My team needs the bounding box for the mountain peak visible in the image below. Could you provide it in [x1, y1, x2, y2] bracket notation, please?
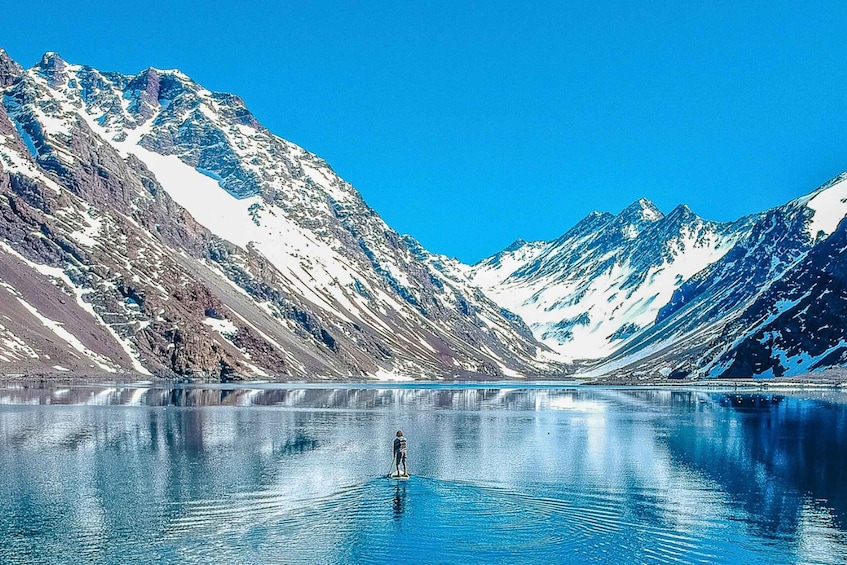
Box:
[666, 203, 695, 220]
[36, 52, 68, 87]
[38, 51, 66, 68]
[619, 198, 663, 222]
[128, 67, 162, 91]
[503, 238, 529, 252]
[125, 68, 163, 121]
[795, 171, 847, 240]
[553, 210, 614, 243]
[0, 48, 23, 87]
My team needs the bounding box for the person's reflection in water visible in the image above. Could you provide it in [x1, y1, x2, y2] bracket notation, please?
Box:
[392, 483, 406, 520]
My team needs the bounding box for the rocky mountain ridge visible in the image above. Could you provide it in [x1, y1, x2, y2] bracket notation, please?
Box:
[468, 172, 847, 379]
[466, 197, 751, 359]
[0, 49, 554, 380]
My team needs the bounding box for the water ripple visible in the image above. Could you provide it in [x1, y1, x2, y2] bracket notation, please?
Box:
[3, 388, 846, 564]
[155, 476, 730, 563]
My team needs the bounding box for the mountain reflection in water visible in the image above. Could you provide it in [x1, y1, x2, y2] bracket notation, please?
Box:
[0, 384, 845, 564]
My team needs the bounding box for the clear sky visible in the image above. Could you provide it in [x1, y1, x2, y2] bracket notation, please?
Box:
[4, 1, 847, 263]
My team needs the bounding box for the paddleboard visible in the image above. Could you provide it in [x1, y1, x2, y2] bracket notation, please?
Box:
[388, 472, 410, 481]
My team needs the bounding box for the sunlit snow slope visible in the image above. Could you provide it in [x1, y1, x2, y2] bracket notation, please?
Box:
[468, 199, 749, 360]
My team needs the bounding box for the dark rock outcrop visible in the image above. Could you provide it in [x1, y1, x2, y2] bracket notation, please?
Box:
[0, 49, 23, 87]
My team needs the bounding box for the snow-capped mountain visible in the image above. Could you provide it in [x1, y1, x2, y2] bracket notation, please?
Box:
[616, 175, 847, 379]
[468, 175, 847, 378]
[0, 50, 554, 380]
[467, 198, 751, 361]
[3, 48, 845, 382]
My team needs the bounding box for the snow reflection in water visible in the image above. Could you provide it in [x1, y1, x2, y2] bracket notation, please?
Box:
[0, 385, 845, 564]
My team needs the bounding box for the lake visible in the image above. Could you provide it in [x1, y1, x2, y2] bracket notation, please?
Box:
[1, 383, 845, 564]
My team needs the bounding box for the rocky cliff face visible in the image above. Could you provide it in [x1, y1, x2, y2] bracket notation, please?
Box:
[0, 50, 555, 380]
[712, 215, 847, 377]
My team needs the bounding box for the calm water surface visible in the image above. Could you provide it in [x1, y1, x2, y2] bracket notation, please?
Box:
[1, 384, 846, 564]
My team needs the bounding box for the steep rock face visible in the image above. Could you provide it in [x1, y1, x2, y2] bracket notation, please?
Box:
[713, 216, 847, 377]
[0, 51, 555, 380]
[0, 49, 23, 88]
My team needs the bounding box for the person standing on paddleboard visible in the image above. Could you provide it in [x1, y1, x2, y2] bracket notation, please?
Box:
[393, 430, 407, 476]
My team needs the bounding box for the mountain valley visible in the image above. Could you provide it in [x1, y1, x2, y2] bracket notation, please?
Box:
[2, 49, 846, 382]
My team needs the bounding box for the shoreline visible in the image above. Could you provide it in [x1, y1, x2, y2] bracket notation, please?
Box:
[2, 369, 846, 391]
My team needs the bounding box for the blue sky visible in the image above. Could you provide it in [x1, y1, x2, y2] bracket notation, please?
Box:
[4, 1, 847, 263]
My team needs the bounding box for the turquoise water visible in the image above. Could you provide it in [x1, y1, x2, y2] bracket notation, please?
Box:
[0, 385, 845, 564]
